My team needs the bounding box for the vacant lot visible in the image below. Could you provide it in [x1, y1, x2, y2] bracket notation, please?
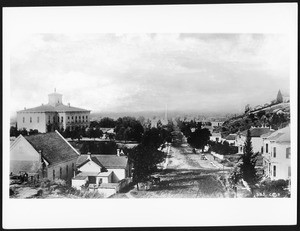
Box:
[130, 169, 228, 198]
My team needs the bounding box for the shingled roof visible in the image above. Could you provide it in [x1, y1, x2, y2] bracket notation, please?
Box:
[18, 103, 89, 113]
[25, 131, 79, 165]
[240, 127, 271, 137]
[76, 154, 128, 169]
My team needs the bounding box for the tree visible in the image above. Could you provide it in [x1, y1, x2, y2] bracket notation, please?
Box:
[87, 127, 103, 140]
[10, 126, 19, 137]
[128, 144, 166, 190]
[156, 119, 163, 129]
[98, 117, 116, 128]
[28, 129, 39, 136]
[141, 127, 164, 149]
[276, 90, 283, 104]
[115, 117, 144, 142]
[143, 118, 152, 130]
[19, 128, 28, 136]
[63, 127, 71, 138]
[187, 128, 211, 152]
[244, 104, 251, 113]
[238, 129, 260, 196]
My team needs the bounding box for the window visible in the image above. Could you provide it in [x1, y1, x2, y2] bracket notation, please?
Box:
[60, 167, 62, 178]
[75, 116, 77, 122]
[261, 146, 263, 153]
[66, 165, 68, 176]
[48, 115, 51, 123]
[266, 144, 268, 153]
[88, 176, 96, 184]
[23, 117, 25, 123]
[286, 147, 291, 159]
[37, 117, 39, 123]
[61, 116, 63, 122]
[53, 169, 55, 180]
[30, 117, 32, 123]
[72, 116, 74, 121]
[58, 117, 59, 123]
[273, 165, 276, 177]
[273, 147, 276, 158]
[68, 116, 70, 121]
[79, 116, 81, 122]
[86, 115, 88, 121]
[288, 166, 291, 177]
[72, 163, 75, 175]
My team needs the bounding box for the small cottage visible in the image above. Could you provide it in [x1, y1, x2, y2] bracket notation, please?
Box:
[72, 153, 131, 195]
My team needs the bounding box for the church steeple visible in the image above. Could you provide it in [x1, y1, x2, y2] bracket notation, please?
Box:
[276, 89, 283, 103]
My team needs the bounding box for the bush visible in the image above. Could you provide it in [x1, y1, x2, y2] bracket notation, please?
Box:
[36, 189, 43, 197]
[9, 188, 15, 196]
[52, 179, 67, 186]
[258, 179, 290, 197]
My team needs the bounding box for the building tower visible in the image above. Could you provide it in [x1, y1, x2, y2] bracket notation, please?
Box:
[48, 89, 63, 107]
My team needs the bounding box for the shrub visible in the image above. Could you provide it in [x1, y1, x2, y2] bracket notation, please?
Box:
[258, 179, 290, 197]
[36, 189, 43, 197]
[53, 179, 66, 186]
[9, 188, 15, 196]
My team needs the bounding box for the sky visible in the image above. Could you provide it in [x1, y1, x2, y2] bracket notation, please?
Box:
[10, 33, 290, 117]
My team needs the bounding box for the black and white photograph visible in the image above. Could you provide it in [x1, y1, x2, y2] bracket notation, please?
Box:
[2, 3, 298, 229]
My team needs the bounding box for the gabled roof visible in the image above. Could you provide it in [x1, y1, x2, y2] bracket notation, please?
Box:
[17, 103, 90, 113]
[266, 126, 290, 143]
[261, 131, 274, 138]
[225, 134, 237, 140]
[240, 127, 271, 137]
[76, 154, 128, 169]
[24, 131, 79, 165]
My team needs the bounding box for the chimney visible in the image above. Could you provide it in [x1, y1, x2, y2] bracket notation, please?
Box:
[87, 152, 92, 160]
[117, 149, 120, 156]
[39, 150, 42, 162]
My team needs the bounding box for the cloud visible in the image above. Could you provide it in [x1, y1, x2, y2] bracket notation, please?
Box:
[10, 33, 290, 116]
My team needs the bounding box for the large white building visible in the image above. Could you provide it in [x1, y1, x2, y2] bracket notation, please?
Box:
[262, 126, 290, 180]
[17, 91, 90, 133]
[236, 127, 272, 154]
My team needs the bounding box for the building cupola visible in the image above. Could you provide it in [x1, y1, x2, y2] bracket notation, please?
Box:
[48, 88, 63, 107]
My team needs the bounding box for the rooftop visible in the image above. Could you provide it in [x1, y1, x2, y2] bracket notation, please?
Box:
[266, 126, 290, 143]
[225, 134, 237, 140]
[240, 127, 272, 137]
[76, 154, 128, 169]
[17, 103, 90, 113]
[24, 131, 79, 165]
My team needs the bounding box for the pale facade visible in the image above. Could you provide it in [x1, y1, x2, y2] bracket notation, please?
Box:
[73, 154, 130, 189]
[262, 126, 291, 180]
[210, 132, 223, 142]
[17, 91, 90, 133]
[236, 127, 273, 154]
[10, 131, 79, 182]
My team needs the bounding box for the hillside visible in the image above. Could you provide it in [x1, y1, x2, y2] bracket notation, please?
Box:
[215, 102, 290, 137]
